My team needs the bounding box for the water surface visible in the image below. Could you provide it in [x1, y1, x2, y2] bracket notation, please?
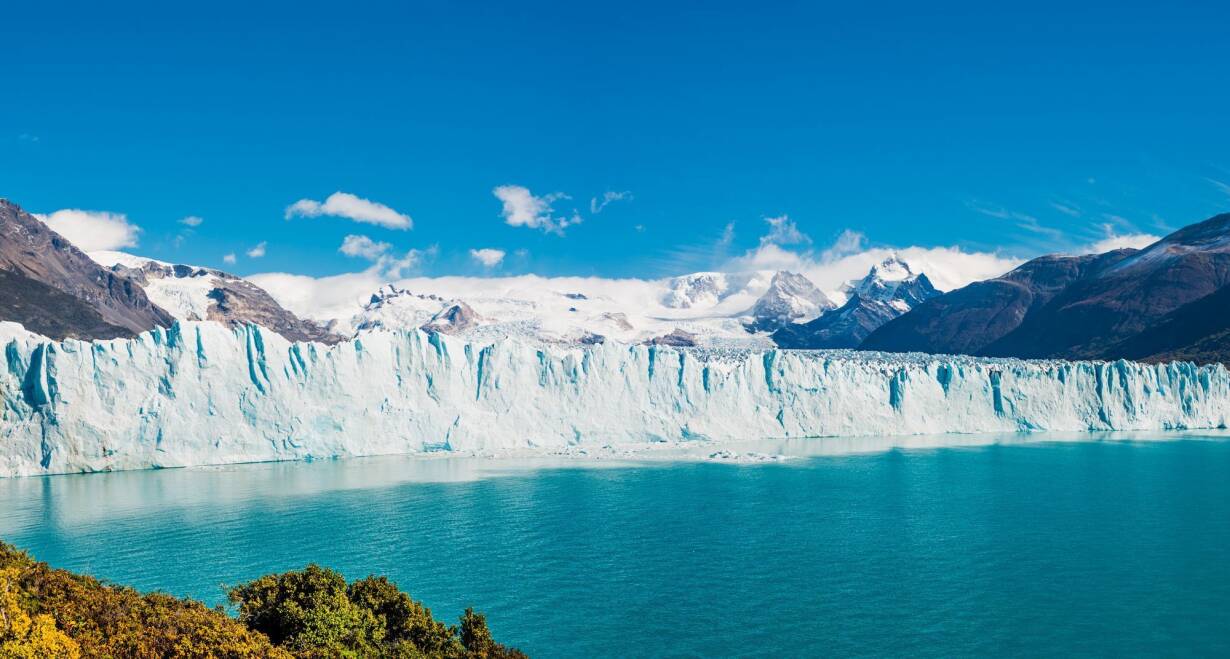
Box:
[2, 436, 1228, 657]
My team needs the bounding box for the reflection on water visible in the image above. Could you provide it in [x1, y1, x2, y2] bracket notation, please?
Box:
[4, 429, 1229, 534]
[2, 431, 1229, 657]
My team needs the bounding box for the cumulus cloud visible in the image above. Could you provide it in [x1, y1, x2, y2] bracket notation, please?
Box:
[179, 215, 204, 227]
[337, 235, 434, 278]
[760, 215, 810, 247]
[590, 190, 632, 214]
[493, 185, 581, 235]
[339, 234, 392, 260]
[379, 250, 426, 279]
[35, 209, 141, 251]
[223, 253, 237, 264]
[469, 248, 506, 268]
[286, 191, 412, 230]
[246, 241, 267, 258]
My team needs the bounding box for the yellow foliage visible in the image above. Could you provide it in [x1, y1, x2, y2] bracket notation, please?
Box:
[0, 566, 80, 658]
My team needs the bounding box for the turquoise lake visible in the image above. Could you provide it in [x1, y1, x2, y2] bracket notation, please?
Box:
[1, 437, 1228, 657]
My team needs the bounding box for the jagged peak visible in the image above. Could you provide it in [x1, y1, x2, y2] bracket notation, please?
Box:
[866, 255, 914, 282]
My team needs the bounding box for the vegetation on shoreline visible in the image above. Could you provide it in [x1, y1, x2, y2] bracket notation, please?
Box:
[0, 541, 524, 658]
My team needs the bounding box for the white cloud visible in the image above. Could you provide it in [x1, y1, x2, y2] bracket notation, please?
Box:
[35, 209, 141, 251]
[590, 190, 632, 213]
[493, 185, 581, 235]
[286, 191, 412, 230]
[246, 241, 267, 258]
[223, 253, 237, 264]
[1083, 224, 1160, 254]
[339, 234, 392, 260]
[247, 270, 387, 324]
[380, 248, 431, 279]
[179, 215, 204, 227]
[726, 228, 1022, 296]
[469, 248, 506, 268]
[819, 229, 867, 261]
[760, 215, 810, 247]
[248, 247, 437, 321]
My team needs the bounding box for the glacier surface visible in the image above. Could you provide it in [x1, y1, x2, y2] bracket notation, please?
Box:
[2, 321, 1229, 477]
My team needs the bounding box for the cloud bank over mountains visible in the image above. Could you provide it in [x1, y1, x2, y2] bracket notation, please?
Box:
[248, 220, 1023, 328]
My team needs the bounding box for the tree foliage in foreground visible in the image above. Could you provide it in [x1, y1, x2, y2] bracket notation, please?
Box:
[0, 541, 524, 658]
[228, 564, 525, 658]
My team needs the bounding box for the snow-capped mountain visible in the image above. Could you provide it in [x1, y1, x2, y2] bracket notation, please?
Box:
[662, 272, 742, 309]
[298, 270, 805, 348]
[772, 257, 939, 349]
[91, 251, 343, 344]
[353, 285, 456, 332]
[838, 256, 935, 309]
[743, 271, 836, 333]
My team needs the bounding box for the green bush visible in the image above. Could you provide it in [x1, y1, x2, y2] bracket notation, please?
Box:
[0, 541, 524, 658]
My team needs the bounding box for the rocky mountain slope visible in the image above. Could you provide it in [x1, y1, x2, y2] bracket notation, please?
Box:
[89, 253, 344, 344]
[0, 200, 174, 340]
[773, 257, 939, 348]
[862, 213, 1230, 363]
[742, 271, 835, 333]
[95, 253, 343, 344]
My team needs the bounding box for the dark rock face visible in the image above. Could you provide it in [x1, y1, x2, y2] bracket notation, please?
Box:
[0, 199, 174, 340]
[743, 271, 835, 333]
[206, 279, 342, 344]
[647, 328, 698, 347]
[861, 251, 1133, 355]
[862, 213, 1230, 364]
[421, 302, 482, 334]
[773, 259, 939, 349]
[1111, 284, 1230, 364]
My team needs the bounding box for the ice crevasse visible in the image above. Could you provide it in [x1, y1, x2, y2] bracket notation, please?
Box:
[1, 321, 1228, 476]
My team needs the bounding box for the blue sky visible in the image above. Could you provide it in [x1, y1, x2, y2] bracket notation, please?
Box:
[3, 0, 1230, 279]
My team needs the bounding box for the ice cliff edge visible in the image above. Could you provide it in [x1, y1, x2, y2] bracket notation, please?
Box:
[2, 321, 1228, 476]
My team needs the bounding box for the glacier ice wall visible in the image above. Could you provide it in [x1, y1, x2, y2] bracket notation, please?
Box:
[2, 322, 1229, 476]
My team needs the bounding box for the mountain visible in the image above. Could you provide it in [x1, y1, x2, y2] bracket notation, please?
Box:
[742, 271, 835, 333]
[661, 272, 735, 309]
[0, 200, 174, 340]
[1112, 282, 1230, 364]
[322, 271, 784, 348]
[862, 213, 1230, 363]
[772, 257, 939, 349]
[98, 254, 343, 344]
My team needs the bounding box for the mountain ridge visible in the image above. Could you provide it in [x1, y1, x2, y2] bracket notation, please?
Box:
[0, 200, 174, 340]
[862, 212, 1230, 364]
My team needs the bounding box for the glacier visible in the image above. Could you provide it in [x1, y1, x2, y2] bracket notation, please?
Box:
[1, 321, 1229, 477]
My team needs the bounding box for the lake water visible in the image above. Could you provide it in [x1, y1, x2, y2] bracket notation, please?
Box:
[1, 436, 1228, 657]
